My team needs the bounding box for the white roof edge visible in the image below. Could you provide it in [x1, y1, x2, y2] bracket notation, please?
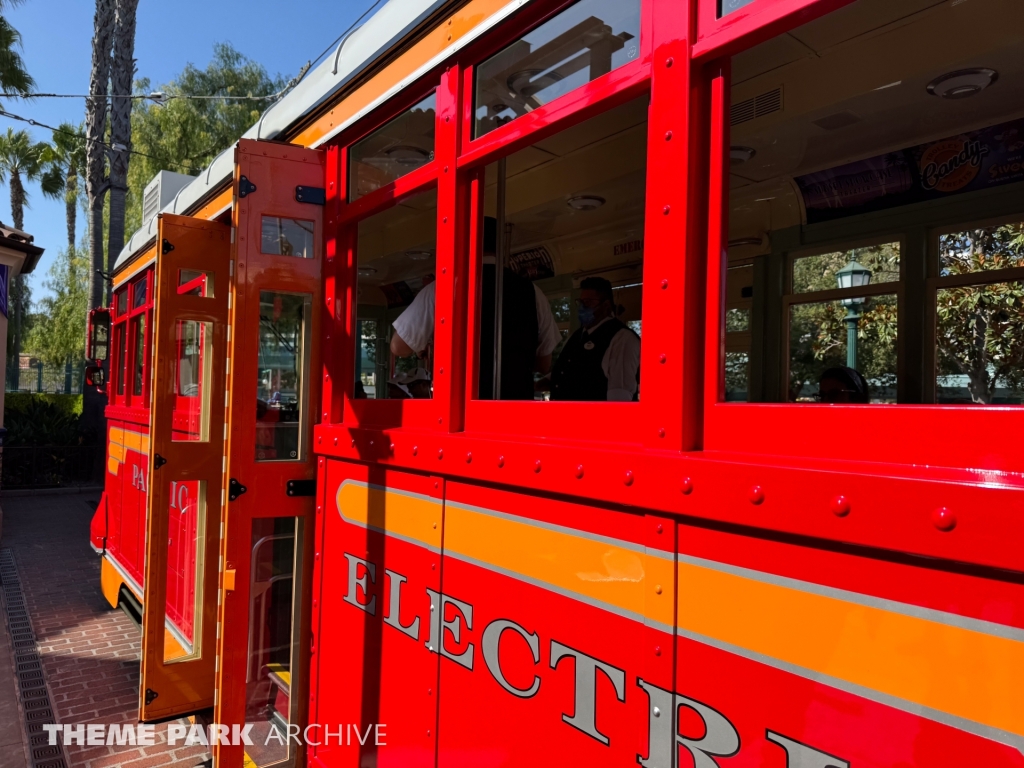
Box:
[115, 0, 499, 272]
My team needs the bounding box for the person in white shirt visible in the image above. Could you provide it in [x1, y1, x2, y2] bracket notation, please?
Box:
[390, 217, 561, 400]
[549, 277, 640, 401]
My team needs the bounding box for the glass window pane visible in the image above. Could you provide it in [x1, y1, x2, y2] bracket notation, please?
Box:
[725, 351, 750, 401]
[132, 276, 148, 309]
[116, 288, 128, 316]
[478, 95, 647, 402]
[246, 517, 301, 768]
[789, 294, 897, 403]
[173, 321, 210, 442]
[719, 0, 758, 18]
[939, 222, 1024, 275]
[261, 217, 315, 259]
[178, 269, 215, 297]
[356, 188, 438, 399]
[116, 324, 126, 396]
[93, 323, 109, 360]
[936, 280, 1024, 404]
[164, 480, 205, 663]
[257, 293, 309, 461]
[132, 314, 147, 397]
[474, 0, 641, 139]
[792, 243, 900, 294]
[349, 92, 436, 201]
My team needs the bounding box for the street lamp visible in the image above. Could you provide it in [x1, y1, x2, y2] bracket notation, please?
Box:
[836, 261, 872, 370]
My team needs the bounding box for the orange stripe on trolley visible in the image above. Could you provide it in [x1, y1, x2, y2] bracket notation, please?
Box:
[676, 554, 1024, 743]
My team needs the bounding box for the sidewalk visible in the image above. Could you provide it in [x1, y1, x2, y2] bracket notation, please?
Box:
[0, 493, 210, 768]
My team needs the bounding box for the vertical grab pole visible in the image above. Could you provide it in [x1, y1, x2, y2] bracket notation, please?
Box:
[493, 156, 507, 399]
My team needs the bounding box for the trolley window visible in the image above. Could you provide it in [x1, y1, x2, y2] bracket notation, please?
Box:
[705, 0, 1024, 465]
[473, 0, 641, 139]
[349, 92, 436, 201]
[474, 94, 647, 402]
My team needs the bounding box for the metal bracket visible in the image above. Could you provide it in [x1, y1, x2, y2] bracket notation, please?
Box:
[144, 688, 159, 705]
[161, 239, 174, 255]
[295, 186, 326, 206]
[229, 478, 248, 502]
[153, 454, 167, 469]
[286, 478, 317, 497]
[238, 175, 257, 198]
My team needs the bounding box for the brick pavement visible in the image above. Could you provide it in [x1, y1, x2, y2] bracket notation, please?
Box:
[0, 493, 210, 768]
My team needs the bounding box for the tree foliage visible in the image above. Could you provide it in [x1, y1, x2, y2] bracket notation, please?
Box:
[40, 122, 86, 253]
[126, 43, 287, 234]
[788, 243, 900, 401]
[935, 224, 1024, 404]
[24, 244, 89, 368]
[0, 0, 33, 104]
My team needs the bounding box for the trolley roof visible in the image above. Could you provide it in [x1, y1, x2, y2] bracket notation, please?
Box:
[115, 0, 531, 272]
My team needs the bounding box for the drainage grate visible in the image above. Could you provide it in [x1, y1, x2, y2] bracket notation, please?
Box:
[0, 549, 67, 768]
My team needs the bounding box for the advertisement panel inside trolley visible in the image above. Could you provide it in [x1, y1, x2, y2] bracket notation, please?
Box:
[87, 0, 1024, 765]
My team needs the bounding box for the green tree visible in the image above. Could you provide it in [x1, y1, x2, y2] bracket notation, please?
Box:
[0, 127, 47, 385]
[126, 43, 288, 235]
[24, 244, 89, 368]
[935, 224, 1024, 404]
[0, 0, 34, 104]
[40, 123, 86, 253]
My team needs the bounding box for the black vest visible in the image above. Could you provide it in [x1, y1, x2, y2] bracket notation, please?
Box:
[550, 318, 636, 402]
[479, 264, 539, 401]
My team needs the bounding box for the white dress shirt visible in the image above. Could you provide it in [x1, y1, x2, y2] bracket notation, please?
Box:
[581, 317, 641, 401]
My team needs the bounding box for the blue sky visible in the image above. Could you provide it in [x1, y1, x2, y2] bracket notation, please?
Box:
[4, 0, 378, 301]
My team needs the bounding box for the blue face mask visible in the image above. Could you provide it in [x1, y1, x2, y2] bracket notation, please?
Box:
[577, 306, 596, 327]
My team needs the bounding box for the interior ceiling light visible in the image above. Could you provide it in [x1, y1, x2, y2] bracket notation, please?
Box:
[406, 250, 431, 261]
[729, 237, 763, 247]
[730, 146, 756, 164]
[384, 145, 430, 166]
[927, 68, 997, 99]
[357, 267, 377, 276]
[567, 195, 605, 211]
[508, 68, 563, 99]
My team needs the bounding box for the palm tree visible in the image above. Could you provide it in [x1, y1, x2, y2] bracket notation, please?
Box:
[85, 0, 115, 314]
[0, 127, 48, 389]
[40, 124, 86, 253]
[0, 2, 34, 102]
[107, 0, 139, 286]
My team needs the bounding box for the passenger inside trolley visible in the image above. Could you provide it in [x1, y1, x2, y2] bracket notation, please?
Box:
[721, 0, 1024, 407]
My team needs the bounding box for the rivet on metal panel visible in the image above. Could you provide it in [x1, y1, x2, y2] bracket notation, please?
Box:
[318, 436, 322, 444]
[654, 645, 662, 656]
[442, 267, 447, 274]
[431, 563, 436, 570]
[575, 465, 584, 479]
[438, 449, 444, 459]
[661, 279, 668, 289]
[432, 523, 438, 530]
[624, 471, 634, 486]
[665, 131, 673, 141]
[441, 318, 445, 324]
[831, 495, 851, 517]
[658, 428, 665, 437]
[351, 439, 356, 448]
[389, 443, 395, 451]
[656, 523, 663, 533]
[440, 368, 445, 374]
[438, 417, 443, 424]
[444, 166, 449, 173]
[434, 481, 439, 488]
[659, 354, 666, 364]
[932, 507, 956, 531]
[466, 452, 472, 463]
[662, 205, 671, 215]
[653, 707, 662, 717]
[333, 437, 338, 445]
[413, 446, 419, 456]
[443, 216, 448, 223]
[681, 477, 693, 494]
[534, 460, 542, 473]
[370, 440, 375, 447]
[665, 57, 674, 67]
[498, 456, 505, 468]
[749, 486, 765, 505]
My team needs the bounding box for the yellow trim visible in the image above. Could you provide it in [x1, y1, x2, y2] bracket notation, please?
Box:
[100, 557, 123, 610]
[677, 560, 1024, 740]
[266, 663, 291, 689]
[107, 426, 150, 476]
[337, 482, 443, 552]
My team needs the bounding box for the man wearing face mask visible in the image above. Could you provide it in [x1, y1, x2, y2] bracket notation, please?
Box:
[549, 277, 640, 402]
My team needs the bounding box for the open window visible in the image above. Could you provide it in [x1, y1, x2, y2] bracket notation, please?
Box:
[705, 0, 1024, 464]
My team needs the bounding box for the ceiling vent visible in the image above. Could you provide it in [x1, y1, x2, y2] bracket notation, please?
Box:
[731, 86, 783, 126]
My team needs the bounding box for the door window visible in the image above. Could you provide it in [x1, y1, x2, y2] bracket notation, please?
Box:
[246, 517, 302, 768]
[256, 293, 311, 461]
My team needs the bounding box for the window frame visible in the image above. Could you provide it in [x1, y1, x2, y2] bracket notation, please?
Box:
[702, 42, 1024, 470]
[125, 269, 153, 409]
[456, 0, 655, 445]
